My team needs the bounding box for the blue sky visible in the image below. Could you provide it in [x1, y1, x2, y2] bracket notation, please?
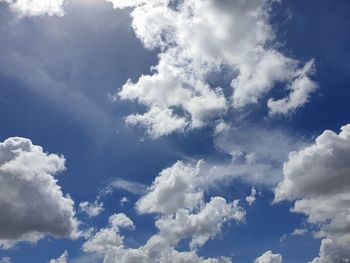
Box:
[0, 1, 350, 263]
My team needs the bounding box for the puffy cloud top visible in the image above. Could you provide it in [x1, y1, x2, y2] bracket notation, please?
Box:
[275, 124, 350, 263]
[0, 137, 79, 248]
[255, 251, 282, 263]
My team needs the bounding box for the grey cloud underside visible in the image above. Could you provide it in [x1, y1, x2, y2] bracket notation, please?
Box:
[0, 137, 79, 248]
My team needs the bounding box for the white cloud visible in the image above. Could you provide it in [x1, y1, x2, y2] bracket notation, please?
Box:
[111, 0, 316, 137]
[246, 187, 257, 206]
[255, 251, 282, 263]
[291, 228, 307, 236]
[49, 251, 68, 263]
[0, 137, 79, 248]
[83, 213, 135, 255]
[274, 124, 350, 262]
[136, 161, 203, 215]
[0, 0, 66, 17]
[82, 160, 245, 263]
[120, 197, 129, 205]
[79, 201, 104, 218]
[110, 177, 147, 195]
[156, 196, 244, 249]
[268, 59, 317, 115]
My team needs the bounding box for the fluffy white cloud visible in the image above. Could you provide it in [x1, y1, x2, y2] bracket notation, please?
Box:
[274, 124, 350, 262]
[111, 0, 316, 137]
[156, 197, 244, 249]
[83, 213, 135, 255]
[268, 59, 317, 115]
[0, 0, 66, 17]
[79, 201, 104, 218]
[49, 251, 68, 263]
[136, 161, 203, 214]
[255, 251, 282, 263]
[0, 137, 79, 248]
[109, 177, 147, 195]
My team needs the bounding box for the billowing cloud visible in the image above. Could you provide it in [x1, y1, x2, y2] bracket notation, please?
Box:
[275, 124, 350, 262]
[82, 161, 244, 262]
[110, 0, 316, 137]
[255, 251, 282, 263]
[49, 251, 68, 263]
[79, 201, 104, 218]
[0, 0, 66, 17]
[0, 137, 79, 248]
[136, 161, 203, 215]
[83, 213, 135, 255]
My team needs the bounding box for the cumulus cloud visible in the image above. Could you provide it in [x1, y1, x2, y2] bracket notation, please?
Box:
[79, 201, 104, 218]
[49, 251, 68, 263]
[255, 251, 282, 263]
[111, 0, 316, 137]
[275, 124, 350, 262]
[0, 137, 79, 248]
[82, 161, 244, 262]
[136, 161, 204, 214]
[0, 0, 66, 17]
[83, 213, 135, 255]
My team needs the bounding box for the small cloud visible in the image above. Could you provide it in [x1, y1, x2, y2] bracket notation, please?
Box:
[110, 178, 147, 195]
[79, 201, 104, 218]
[291, 228, 307, 236]
[120, 197, 129, 205]
[245, 187, 258, 206]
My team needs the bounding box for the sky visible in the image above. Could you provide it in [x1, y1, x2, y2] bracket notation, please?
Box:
[0, 0, 350, 263]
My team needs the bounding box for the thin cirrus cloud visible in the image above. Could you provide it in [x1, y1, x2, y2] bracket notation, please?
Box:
[108, 0, 317, 138]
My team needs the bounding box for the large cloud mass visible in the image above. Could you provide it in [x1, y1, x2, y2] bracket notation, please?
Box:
[110, 0, 317, 137]
[275, 124, 350, 262]
[0, 137, 79, 248]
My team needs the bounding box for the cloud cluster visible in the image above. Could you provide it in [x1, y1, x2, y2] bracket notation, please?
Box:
[0, 137, 79, 248]
[0, 0, 66, 17]
[82, 161, 245, 262]
[111, 0, 316, 137]
[275, 124, 350, 262]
